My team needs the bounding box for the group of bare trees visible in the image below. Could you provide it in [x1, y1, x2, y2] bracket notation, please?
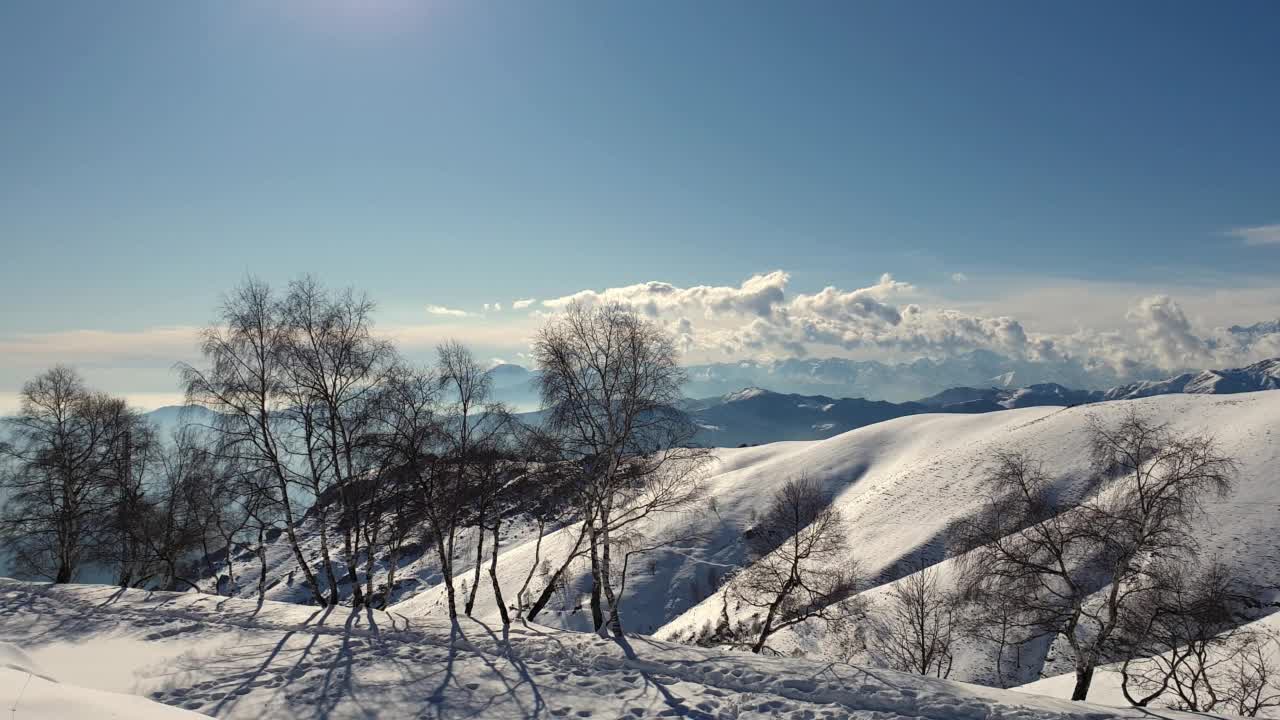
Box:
[0, 367, 218, 590]
[3, 278, 712, 639]
[952, 409, 1240, 701]
[707, 406, 1275, 714]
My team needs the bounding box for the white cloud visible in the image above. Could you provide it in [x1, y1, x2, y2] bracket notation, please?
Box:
[536, 271, 1280, 376]
[483, 302, 503, 312]
[951, 272, 968, 283]
[512, 298, 536, 309]
[1125, 295, 1209, 368]
[541, 270, 789, 319]
[1228, 224, 1280, 246]
[425, 304, 470, 317]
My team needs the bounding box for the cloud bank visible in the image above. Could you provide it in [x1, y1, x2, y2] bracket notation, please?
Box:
[533, 271, 1280, 377]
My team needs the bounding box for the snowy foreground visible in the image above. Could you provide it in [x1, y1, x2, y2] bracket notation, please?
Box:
[0, 580, 1234, 719]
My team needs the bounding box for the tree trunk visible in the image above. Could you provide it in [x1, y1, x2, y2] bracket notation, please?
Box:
[515, 517, 546, 618]
[256, 525, 269, 601]
[465, 508, 487, 616]
[600, 524, 623, 637]
[431, 528, 458, 619]
[314, 506, 341, 606]
[1071, 664, 1095, 701]
[489, 520, 509, 626]
[341, 522, 364, 609]
[752, 576, 795, 654]
[262, 412, 325, 607]
[526, 521, 588, 622]
[383, 541, 399, 610]
[588, 526, 606, 636]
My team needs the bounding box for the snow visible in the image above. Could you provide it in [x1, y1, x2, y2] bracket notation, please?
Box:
[0, 638, 205, 719]
[380, 391, 1280, 695]
[1015, 610, 1280, 711]
[0, 579, 1239, 718]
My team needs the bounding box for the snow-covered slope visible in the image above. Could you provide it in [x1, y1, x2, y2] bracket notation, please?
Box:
[0, 639, 204, 719]
[0, 579, 1240, 719]
[1015, 610, 1280, 713]
[390, 392, 1280, 690]
[656, 392, 1280, 665]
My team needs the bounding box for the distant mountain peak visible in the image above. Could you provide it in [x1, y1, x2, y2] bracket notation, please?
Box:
[721, 387, 774, 403]
[1228, 319, 1280, 336]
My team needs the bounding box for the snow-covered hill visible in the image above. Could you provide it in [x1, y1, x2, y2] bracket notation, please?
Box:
[390, 392, 1280, 694]
[0, 579, 1241, 719]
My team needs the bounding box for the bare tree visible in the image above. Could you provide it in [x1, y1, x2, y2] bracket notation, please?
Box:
[1114, 560, 1280, 716]
[953, 409, 1235, 701]
[1117, 560, 1246, 709]
[433, 341, 511, 619]
[870, 556, 957, 678]
[1223, 629, 1280, 717]
[277, 276, 398, 608]
[180, 278, 327, 605]
[531, 302, 709, 636]
[0, 368, 125, 582]
[957, 578, 1038, 688]
[512, 428, 577, 620]
[731, 475, 859, 654]
[95, 396, 161, 588]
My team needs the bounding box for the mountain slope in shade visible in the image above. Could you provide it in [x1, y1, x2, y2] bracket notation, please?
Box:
[688, 388, 929, 446]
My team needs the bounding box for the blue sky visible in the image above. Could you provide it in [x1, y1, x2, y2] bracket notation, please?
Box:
[2, 1, 1279, 409]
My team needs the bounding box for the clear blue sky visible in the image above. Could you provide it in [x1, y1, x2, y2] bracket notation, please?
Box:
[2, 1, 1279, 406]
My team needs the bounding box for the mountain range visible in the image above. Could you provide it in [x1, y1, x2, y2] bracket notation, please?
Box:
[138, 357, 1280, 450]
[687, 357, 1280, 447]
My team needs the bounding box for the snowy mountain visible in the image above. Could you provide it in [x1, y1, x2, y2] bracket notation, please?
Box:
[687, 388, 930, 446]
[682, 350, 1140, 402]
[687, 358, 1280, 447]
[1229, 319, 1280, 340]
[915, 382, 1103, 413]
[1104, 357, 1280, 400]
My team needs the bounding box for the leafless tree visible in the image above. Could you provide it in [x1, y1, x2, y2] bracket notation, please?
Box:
[277, 276, 398, 608]
[512, 428, 577, 620]
[95, 396, 161, 588]
[180, 278, 327, 605]
[952, 409, 1235, 701]
[0, 368, 131, 582]
[1223, 629, 1280, 717]
[1114, 559, 1280, 716]
[870, 555, 957, 678]
[731, 475, 859, 654]
[434, 341, 511, 619]
[957, 578, 1039, 688]
[531, 302, 710, 636]
[371, 365, 462, 615]
[1117, 560, 1247, 708]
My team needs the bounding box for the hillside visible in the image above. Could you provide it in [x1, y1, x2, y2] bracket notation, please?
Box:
[0, 579, 1240, 719]
[390, 391, 1280, 695]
